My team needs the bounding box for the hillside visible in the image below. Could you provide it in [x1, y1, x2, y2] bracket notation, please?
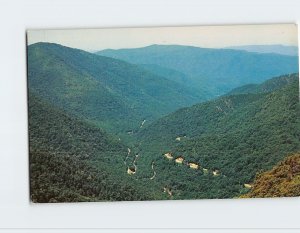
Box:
[97, 44, 298, 95]
[28, 42, 206, 134]
[241, 153, 300, 198]
[27, 42, 300, 201]
[139, 64, 189, 85]
[226, 73, 298, 95]
[29, 93, 163, 202]
[134, 74, 300, 199]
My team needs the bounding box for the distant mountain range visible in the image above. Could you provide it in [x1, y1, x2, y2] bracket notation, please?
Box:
[226, 44, 298, 56]
[28, 43, 208, 134]
[28, 42, 300, 201]
[97, 44, 298, 96]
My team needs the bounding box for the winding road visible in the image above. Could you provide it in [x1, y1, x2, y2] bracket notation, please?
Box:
[140, 119, 146, 128]
[124, 147, 131, 165]
[150, 161, 156, 180]
[133, 153, 139, 171]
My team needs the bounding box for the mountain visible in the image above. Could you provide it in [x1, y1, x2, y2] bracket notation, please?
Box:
[226, 44, 298, 56]
[138, 63, 211, 98]
[97, 44, 298, 95]
[28, 42, 300, 201]
[139, 64, 189, 85]
[240, 153, 300, 198]
[27, 42, 207, 135]
[134, 74, 300, 199]
[29, 93, 164, 202]
[226, 73, 298, 95]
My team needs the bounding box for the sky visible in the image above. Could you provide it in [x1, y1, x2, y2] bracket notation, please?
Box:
[27, 24, 298, 52]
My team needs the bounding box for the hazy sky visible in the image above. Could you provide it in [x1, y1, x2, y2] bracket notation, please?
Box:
[27, 24, 298, 51]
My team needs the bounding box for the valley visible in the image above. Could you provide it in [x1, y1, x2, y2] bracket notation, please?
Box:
[28, 43, 207, 136]
[97, 44, 298, 95]
[28, 42, 300, 202]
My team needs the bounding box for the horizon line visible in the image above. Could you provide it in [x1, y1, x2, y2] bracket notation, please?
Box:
[28, 41, 299, 54]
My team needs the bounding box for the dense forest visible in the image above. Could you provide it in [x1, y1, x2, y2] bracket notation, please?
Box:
[28, 43, 207, 135]
[133, 74, 300, 199]
[241, 153, 300, 198]
[29, 93, 164, 202]
[28, 42, 300, 202]
[226, 73, 298, 95]
[97, 44, 298, 94]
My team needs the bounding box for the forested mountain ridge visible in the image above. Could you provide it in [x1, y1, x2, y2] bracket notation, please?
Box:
[28, 42, 207, 134]
[133, 74, 300, 199]
[29, 93, 164, 202]
[28, 41, 300, 201]
[226, 73, 298, 95]
[139, 64, 189, 85]
[138, 73, 299, 144]
[97, 44, 298, 95]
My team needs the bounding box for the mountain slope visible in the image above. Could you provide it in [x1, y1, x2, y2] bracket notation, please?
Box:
[134, 74, 300, 199]
[226, 73, 298, 95]
[226, 44, 298, 56]
[97, 44, 299, 95]
[139, 64, 189, 85]
[241, 153, 300, 198]
[29, 93, 164, 202]
[28, 42, 206, 134]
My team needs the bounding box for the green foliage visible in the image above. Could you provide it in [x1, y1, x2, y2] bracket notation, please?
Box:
[139, 63, 189, 84]
[28, 42, 206, 135]
[226, 73, 298, 95]
[241, 153, 300, 198]
[97, 44, 299, 95]
[136, 75, 300, 199]
[28, 42, 300, 201]
[29, 93, 164, 202]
